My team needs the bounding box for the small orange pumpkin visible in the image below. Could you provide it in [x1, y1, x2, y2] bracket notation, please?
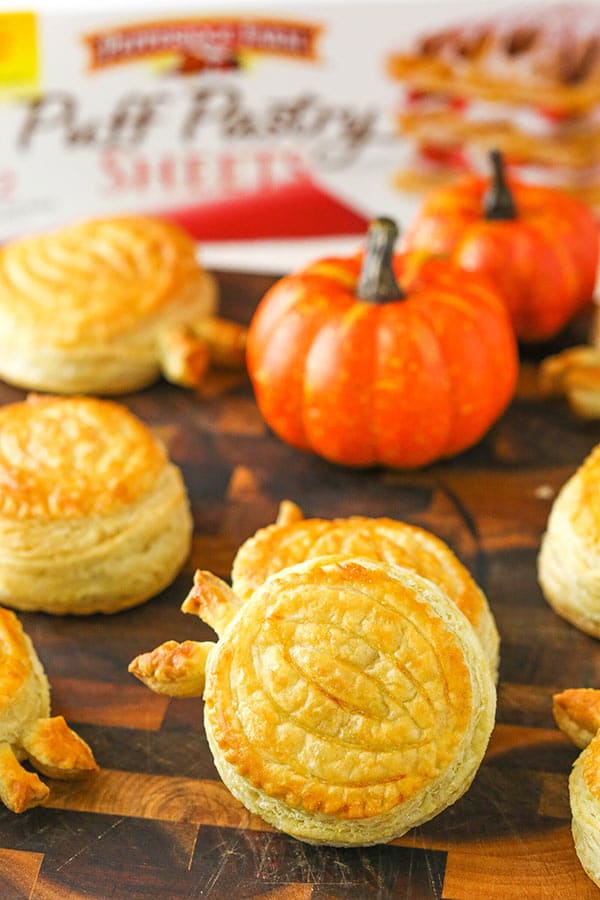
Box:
[403, 150, 599, 343]
[247, 218, 518, 468]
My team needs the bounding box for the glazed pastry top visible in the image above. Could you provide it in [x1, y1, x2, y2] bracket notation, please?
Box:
[0, 216, 204, 345]
[0, 396, 166, 519]
[205, 556, 489, 820]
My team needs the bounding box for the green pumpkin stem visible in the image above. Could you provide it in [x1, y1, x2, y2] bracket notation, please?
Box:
[357, 217, 404, 303]
[483, 149, 517, 220]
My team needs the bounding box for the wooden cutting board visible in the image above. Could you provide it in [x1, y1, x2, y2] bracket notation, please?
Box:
[0, 272, 598, 900]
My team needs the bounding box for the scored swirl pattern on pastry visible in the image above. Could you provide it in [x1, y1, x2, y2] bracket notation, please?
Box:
[231, 512, 499, 677]
[234, 516, 482, 625]
[0, 396, 166, 519]
[0, 217, 200, 345]
[206, 557, 475, 820]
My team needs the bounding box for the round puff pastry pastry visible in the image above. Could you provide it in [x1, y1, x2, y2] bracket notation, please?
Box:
[538, 444, 600, 638]
[231, 501, 500, 678]
[130, 556, 496, 846]
[0, 606, 97, 812]
[0, 216, 217, 394]
[553, 688, 600, 888]
[0, 395, 192, 614]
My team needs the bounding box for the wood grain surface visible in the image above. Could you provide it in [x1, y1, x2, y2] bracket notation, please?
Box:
[0, 271, 598, 899]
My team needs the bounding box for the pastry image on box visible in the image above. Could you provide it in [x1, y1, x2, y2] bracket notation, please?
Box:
[0, 605, 97, 813]
[0, 395, 192, 614]
[0, 216, 218, 395]
[538, 442, 600, 638]
[231, 500, 500, 679]
[388, 3, 600, 203]
[130, 556, 496, 846]
[553, 688, 600, 888]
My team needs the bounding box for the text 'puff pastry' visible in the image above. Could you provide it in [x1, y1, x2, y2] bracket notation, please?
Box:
[0, 395, 192, 614]
[0, 216, 217, 395]
[130, 556, 496, 846]
[553, 688, 600, 888]
[231, 501, 500, 679]
[0, 606, 97, 813]
[538, 444, 600, 638]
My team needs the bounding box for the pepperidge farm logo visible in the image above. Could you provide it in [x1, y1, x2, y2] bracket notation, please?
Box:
[83, 17, 322, 74]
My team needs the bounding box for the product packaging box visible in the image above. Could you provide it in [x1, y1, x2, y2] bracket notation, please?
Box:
[0, 0, 599, 271]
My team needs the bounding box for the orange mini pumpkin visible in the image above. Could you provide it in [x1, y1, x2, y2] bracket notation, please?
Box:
[247, 218, 518, 469]
[403, 151, 599, 343]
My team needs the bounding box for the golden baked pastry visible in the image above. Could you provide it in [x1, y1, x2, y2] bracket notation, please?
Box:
[538, 445, 600, 637]
[0, 605, 97, 812]
[0, 395, 192, 614]
[231, 502, 500, 678]
[553, 687, 600, 888]
[130, 557, 496, 846]
[0, 216, 218, 394]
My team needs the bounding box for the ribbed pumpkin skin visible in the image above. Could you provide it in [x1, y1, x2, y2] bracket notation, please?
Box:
[404, 178, 599, 342]
[247, 253, 518, 469]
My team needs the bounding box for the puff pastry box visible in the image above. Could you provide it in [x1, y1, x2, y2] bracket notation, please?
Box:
[0, 394, 192, 614]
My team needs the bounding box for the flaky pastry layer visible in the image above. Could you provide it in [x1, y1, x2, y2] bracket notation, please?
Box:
[570, 731, 600, 887]
[0, 463, 191, 614]
[538, 444, 600, 637]
[397, 111, 600, 169]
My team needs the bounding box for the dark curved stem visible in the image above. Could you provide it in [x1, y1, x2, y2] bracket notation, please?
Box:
[483, 149, 517, 220]
[356, 217, 404, 303]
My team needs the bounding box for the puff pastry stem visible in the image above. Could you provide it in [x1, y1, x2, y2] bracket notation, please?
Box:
[181, 570, 243, 637]
[275, 499, 304, 526]
[158, 326, 211, 389]
[157, 315, 247, 389]
[21, 715, 99, 780]
[129, 639, 214, 698]
[0, 742, 49, 813]
[128, 568, 244, 698]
